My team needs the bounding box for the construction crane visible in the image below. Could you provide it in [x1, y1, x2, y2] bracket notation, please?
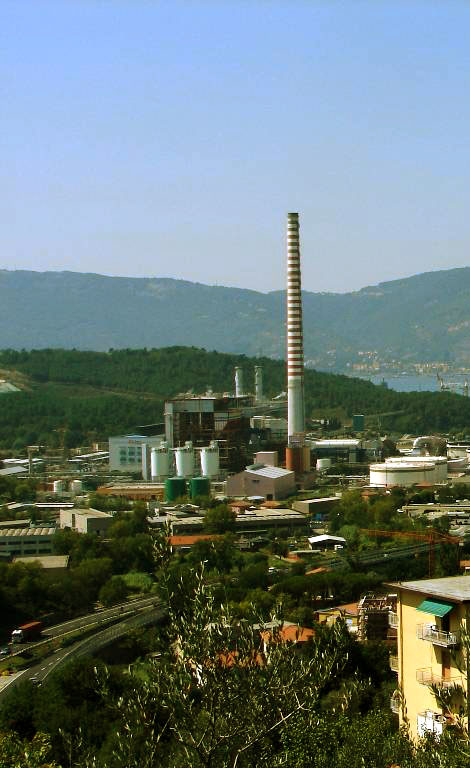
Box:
[436, 372, 469, 396]
[360, 528, 462, 577]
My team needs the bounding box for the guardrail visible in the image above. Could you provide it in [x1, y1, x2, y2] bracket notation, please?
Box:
[416, 668, 462, 688]
[416, 624, 460, 648]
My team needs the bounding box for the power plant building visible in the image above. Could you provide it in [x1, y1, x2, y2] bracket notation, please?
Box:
[109, 434, 165, 472]
[164, 394, 255, 472]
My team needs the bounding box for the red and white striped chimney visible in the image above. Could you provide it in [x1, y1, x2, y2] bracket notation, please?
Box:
[287, 212, 305, 439]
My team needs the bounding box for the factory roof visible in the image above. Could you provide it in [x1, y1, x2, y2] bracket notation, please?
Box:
[308, 534, 346, 545]
[312, 439, 360, 447]
[297, 497, 341, 504]
[0, 466, 28, 476]
[389, 575, 470, 602]
[0, 519, 31, 528]
[0, 527, 56, 537]
[65, 508, 112, 519]
[245, 466, 294, 479]
[12, 555, 70, 569]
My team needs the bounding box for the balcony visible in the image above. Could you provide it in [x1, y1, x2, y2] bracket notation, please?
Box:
[417, 710, 449, 738]
[416, 624, 460, 648]
[389, 654, 398, 672]
[389, 612, 398, 628]
[416, 668, 462, 688]
[390, 693, 400, 714]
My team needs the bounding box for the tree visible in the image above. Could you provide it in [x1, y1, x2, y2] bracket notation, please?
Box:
[203, 506, 236, 534]
[99, 576, 129, 607]
[97, 567, 353, 768]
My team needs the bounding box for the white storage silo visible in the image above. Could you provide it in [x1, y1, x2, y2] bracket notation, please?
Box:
[53, 479, 65, 494]
[370, 462, 435, 488]
[201, 441, 220, 478]
[70, 480, 83, 494]
[151, 443, 170, 480]
[175, 441, 195, 478]
[316, 458, 332, 471]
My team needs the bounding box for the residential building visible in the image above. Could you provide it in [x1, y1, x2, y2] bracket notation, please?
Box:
[391, 575, 470, 738]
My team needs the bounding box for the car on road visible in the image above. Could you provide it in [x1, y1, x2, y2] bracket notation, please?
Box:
[0, 647, 10, 657]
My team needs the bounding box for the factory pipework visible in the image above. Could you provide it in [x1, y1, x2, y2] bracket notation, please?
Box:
[286, 212, 305, 439]
[235, 366, 244, 397]
[254, 366, 263, 403]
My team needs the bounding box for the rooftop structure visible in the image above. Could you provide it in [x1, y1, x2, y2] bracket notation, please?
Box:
[0, 527, 56, 557]
[12, 555, 70, 570]
[226, 465, 296, 500]
[59, 507, 113, 536]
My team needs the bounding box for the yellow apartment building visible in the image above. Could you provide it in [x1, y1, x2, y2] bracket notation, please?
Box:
[391, 576, 470, 739]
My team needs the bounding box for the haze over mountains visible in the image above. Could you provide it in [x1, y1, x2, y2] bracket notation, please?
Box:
[1, 267, 470, 370]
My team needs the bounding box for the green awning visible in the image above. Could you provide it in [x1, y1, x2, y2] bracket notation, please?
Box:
[417, 598, 454, 618]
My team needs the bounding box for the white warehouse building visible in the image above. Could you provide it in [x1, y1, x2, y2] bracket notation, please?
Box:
[109, 434, 165, 473]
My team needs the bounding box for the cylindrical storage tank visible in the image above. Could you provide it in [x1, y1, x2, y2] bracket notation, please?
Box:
[352, 414, 365, 432]
[151, 443, 170, 480]
[235, 366, 244, 397]
[370, 462, 434, 488]
[255, 366, 263, 402]
[53, 480, 65, 493]
[302, 446, 311, 472]
[448, 457, 467, 471]
[141, 443, 149, 481]
[317, 458, 332, 471]
[386, 456, 447, 483]
[286, 445, 303, 473]
[70, 479, 83, 494]
[175, 441, 194, 478]
[201, 441, 220, 478]
[190, 477, 210, 499]
[165, 477, 187, 502]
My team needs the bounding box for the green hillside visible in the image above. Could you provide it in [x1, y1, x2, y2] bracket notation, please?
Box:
[2, 267, 470, 367]
[1, 347, 470, 450]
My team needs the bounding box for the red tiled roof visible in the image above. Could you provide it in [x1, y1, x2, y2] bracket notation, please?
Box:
[261, 624, 315, 645]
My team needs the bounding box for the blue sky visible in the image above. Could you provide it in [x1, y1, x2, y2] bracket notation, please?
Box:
[2, 0, 470, 292]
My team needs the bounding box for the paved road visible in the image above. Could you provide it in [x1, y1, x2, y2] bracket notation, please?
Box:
[0, 598, 165, 704]
[43, 594, 159, 638]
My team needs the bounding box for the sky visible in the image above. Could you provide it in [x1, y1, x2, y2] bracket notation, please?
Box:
[2, 0, 470, 293]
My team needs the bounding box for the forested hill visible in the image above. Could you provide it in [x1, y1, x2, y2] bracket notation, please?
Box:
[1, 347, 470, 451]
[3, 267, 470, 368]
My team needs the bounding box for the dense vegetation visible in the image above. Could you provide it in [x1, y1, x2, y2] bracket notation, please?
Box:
[1, 542, 470, 767]
[2, 347, 470, 450]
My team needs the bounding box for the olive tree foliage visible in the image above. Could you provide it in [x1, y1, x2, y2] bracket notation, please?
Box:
[88, 527, 355, 768]
[0, 731, 60, 768]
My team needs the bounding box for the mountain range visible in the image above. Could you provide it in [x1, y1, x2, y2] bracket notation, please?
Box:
[1, 267, 470, 369]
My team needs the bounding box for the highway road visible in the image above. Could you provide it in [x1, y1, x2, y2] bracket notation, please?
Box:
[0, 597, 165, 704]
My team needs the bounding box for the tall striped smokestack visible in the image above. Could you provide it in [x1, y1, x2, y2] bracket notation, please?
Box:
[287, 212, 305, 439]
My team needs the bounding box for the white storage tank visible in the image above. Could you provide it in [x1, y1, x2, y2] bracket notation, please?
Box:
[370, 462, 436, 488]
[70, 480, 83, 494]
[201, 441, 220, 478]
[447, 457, 467, 472]
[53, 479, 66, 494]
[316, 458, 332, 471]
[385, 456, 448, 483]
[151, 443, 170, 480]
[175, 441, 195, 478]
